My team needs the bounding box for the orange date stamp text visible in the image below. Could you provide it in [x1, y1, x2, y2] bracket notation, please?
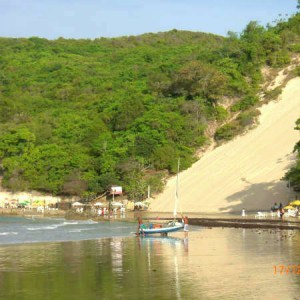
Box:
[273, 265, 300, 275]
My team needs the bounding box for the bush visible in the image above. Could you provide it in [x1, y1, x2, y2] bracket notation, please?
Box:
[215, 109, 260, 142]
[237, 109, 260, 127]
[293, 66, 300, 77]
[289, 43, 300, 53]
[215, 105, 229, 121]
[231, 95, 259, 112]
[214, 123, 240, 141]
[264, 87, 282, 101]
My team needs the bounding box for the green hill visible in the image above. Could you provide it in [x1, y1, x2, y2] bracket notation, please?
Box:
[0, 9, 300, 199]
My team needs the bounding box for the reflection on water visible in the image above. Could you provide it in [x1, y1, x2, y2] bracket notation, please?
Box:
[0, 227, 300, 299]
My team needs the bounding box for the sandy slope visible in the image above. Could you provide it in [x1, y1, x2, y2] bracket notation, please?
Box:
[149, 77, 300, 213]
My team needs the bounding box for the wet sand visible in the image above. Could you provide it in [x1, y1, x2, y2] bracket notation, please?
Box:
[143, 210, 300, 230]
[188, 217, 300, 230]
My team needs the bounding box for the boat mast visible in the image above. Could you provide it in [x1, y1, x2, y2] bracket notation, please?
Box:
[173, 158, 180, 218]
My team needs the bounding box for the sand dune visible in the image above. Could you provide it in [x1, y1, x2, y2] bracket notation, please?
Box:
[149, 77, 300, 213]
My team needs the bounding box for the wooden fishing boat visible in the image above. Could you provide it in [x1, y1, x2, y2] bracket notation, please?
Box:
[138, 159, 184, 235]
[139, 221, 183, 235]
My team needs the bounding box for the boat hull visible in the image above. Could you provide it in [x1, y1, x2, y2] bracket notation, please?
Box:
[139, 223, 184, 235]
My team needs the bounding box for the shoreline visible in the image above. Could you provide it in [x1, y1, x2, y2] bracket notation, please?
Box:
[2, 208, 300, 231]
[144, 216, 300, 230]
[0, 207, 66, 218]
[189, 217, 300, 230]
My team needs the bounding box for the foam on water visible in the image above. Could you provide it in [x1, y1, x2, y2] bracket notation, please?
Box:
[62, 221, 78, 225]
[26, 226, 58, 230]
[0, 232, 18, 236]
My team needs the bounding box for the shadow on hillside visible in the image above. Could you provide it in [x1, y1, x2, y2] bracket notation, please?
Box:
[278, 152, 298, 171]
[220, 151, 299, 213]
[219, 180, 297, 213]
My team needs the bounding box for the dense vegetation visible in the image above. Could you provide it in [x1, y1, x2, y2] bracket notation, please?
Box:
[284, 119, 300, 192]
[0, 5, 299, 199]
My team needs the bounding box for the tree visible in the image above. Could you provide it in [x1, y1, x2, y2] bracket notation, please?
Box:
[0, 128, 35, 158]
[170, 61, 227, 102]
[112, 96, 145, 131]
[283, 119, 300, 191]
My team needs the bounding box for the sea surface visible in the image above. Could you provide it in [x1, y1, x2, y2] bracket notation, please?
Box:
[0, 215, 299, 299]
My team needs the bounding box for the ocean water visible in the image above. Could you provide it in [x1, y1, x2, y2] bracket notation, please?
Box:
[0, 215, 137, 244]
[0, 216, 300, 300]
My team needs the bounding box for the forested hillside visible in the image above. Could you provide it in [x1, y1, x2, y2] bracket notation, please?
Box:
[0, 8, 299, 199]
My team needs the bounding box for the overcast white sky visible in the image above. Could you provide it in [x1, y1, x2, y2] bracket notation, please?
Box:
[0, 0, 297, 39]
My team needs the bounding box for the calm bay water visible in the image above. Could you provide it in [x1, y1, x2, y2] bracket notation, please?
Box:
[0, 216, 300, 299]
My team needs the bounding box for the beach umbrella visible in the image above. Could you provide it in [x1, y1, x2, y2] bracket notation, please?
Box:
[111, 202, 123, 207]
[94, 202, 104, 206]
[290, 200, 300, 206]
[126, 201, 134, 209]
[72, 201, 84, 206]
[134, 201, 147, 207]
[284, 205, 295, 210]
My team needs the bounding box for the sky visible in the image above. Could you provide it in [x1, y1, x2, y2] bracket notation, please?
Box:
[0, 0, 298, 40]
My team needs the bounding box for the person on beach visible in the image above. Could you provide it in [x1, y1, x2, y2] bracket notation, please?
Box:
[241, 209, 246, 217]
[182, 215, 189, 232]
[280, 208, 285, 220]
[277, 209, 281, 218]
[136, 216, 144, 235]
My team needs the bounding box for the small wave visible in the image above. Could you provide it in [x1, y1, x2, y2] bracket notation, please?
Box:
[69, 229, 82, 233]
[27, 226, 58, 231]
[46, 217, 65, 221]
[86, 219, 98, 224]
[75, 219, 97, 225]
[0, 232, 18, 236]
[49, 221, 78, 227]
[63, 222, 78, 225]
